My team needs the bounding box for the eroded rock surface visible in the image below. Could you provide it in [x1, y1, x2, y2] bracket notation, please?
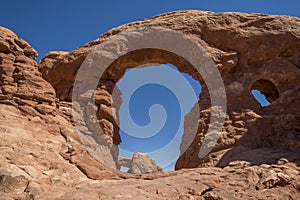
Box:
[38, 10, 300, 171]
[0, 10, 300, 199]
[127, 153, 162, 174]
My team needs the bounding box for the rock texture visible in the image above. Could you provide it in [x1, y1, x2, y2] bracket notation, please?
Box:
[39, 10, 300, 170]
[127, 153, 162, 174]
[0, 27, 56, 110]
[0, 10, 300, 199]
[119, 153, 162, 174]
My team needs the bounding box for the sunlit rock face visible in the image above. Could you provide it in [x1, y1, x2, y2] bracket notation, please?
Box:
[127, 153, 162, 174]
[1, 10, 300, 199]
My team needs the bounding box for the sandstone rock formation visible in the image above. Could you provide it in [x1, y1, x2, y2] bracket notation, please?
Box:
[119, 153, 162, 174]
[127, 153, 162, 174]
[0, 10, 300, 199]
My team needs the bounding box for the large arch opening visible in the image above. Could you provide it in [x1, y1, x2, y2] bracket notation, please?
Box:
[93, 48, 210, 173]
[116, 64, 202, 172]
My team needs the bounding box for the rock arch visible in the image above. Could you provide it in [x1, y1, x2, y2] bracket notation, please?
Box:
[71, 31, 217, 170]
[2, 10, 300, 199]
[38, 10, 300, 172]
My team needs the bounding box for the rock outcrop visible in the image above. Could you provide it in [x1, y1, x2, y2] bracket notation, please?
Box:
[119, 153, 162, 174]
[0, 10, 300, 199]
[38, 10, 300, 170]
[0, 27, 56, 111]
[127, 153, 162, 174]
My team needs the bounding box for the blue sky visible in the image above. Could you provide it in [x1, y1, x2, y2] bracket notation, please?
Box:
[1, 1, 299, 61]
[1, 1, 298, 171]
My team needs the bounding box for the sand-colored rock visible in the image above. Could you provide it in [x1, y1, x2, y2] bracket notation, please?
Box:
[128, 153, 162, 174]
[38, 10, 300, 170]
[0, 10, 300, 199]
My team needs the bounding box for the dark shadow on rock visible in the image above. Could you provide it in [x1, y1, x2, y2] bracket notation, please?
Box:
[217, 117, 300, 167]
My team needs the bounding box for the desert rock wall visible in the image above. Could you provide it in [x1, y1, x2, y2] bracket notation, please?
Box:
[38, 10, 300, 169]
[0, 10, 300, 199]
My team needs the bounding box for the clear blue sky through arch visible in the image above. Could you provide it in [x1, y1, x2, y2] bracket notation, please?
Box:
[117, 64, 202, 171]
[1, 1, 299, 171]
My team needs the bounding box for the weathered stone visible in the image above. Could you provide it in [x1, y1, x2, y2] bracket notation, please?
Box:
[94, 88, 112, 106]
[128, 153, 162, 174]
[35, 103, 55, 115]
[0, 27, 56, 111]
[98, 104, 117, 124]
[0, 10, 300, 200]
[118, 156, 132, 168]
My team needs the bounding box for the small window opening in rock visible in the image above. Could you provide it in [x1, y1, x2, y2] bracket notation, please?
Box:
[251, 79, 279, 107]
[116, 64, 202, 172]
[120, 166, 129, 172]
[251, 90, 271, 107]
